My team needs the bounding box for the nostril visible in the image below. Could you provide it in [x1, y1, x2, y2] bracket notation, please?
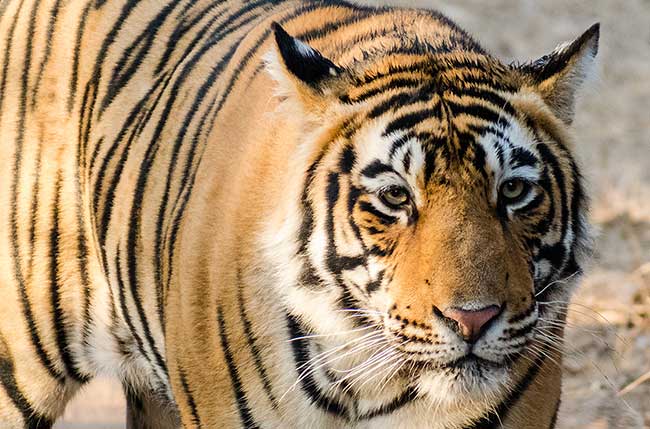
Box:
[441, 305, 502, 342]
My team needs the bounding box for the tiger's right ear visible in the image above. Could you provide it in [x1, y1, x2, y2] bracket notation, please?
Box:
[517, 23, 600, 124]
[265, 22, 343, 109]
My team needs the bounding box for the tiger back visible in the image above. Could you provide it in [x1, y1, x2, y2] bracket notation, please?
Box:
[0, 0, 598, 427]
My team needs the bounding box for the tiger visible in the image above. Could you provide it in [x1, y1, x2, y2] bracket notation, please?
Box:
[0, 0, 599, 427]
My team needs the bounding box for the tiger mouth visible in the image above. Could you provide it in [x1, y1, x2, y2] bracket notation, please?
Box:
[443, 354, 505, 370]
[393, 346, 526, 382]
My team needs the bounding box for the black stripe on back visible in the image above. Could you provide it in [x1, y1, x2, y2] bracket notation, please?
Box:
[100, 0, 184, 111]
[30, 0, 61, 108]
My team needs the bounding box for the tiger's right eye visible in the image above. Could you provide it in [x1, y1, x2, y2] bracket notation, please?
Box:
[500, 179, 531, 204]
[379, 186, 410, 208]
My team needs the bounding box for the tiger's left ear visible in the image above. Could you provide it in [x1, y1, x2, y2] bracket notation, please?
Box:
[518, 23, 599, 124]
[265, 22, 343, 112]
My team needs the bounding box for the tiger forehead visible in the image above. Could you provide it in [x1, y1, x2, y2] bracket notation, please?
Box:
[348, 121, 500, 191]
[339, 50, 518, 102]
[345, 89, 526, 184]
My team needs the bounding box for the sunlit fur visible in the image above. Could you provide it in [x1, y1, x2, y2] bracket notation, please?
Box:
[0, 1, 597, 428]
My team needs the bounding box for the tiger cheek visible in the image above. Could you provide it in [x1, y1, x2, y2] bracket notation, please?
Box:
[503, 233, 536, 313]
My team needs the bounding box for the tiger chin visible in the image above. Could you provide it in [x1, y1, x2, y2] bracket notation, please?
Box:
[0, 1, 600, 428]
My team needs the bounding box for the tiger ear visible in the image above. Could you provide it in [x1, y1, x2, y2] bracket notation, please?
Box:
[518, 23, 599, 124]
[265, 22, 343, 111]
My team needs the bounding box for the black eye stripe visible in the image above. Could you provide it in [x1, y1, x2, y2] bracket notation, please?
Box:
[360, 160, 394, 179]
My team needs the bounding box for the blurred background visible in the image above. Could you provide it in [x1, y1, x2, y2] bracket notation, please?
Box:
[56, 0, 650, 427]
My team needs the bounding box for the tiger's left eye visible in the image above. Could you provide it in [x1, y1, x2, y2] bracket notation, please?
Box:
[500, 179, 529, 202]
[379, 186, 410, 208]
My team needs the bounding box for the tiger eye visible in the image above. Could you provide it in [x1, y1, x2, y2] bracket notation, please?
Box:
[380, 187, 410, 208]
[501, 180, 526, 201]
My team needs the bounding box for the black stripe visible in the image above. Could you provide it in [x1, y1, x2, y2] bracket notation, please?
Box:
[50, 173, 89, 383]
[342, 77, 424, 103]
[388, 132, 415, 159]
[156, 1, 281, 297]
[27, 139, 43, 273]
[236, 269, 279, 409]
[286, 314, 349, 418]
[325, 173, 367, 275]
[510, 146, 538, 168]
[178, 364, 201, 428]
[360, 160, 394, 179]
[0, 345, 54, 429]
[68, 1, 92, 111]
[30, 0, 61, 108]
[79, 0, 140, 114]
[561, 159, 587, 282]
[358, 386, 418, 420]
[100, 0, 184, 111]
[298, 153, 323, 255]
[535, 142, 569, 280]
[358, 201, 397, 225]
[366, 269, 384, 293]
[465, 352, 547, 428]
[8, 0, 64, 383]
[125, 98, 171, 379]
[217, 306, 261, 429]
[94, 78, 163, 245]
[155, 1, 229, 74]
[368, 91, 422, 120]
[513, 192, 545, 215]
[158, 97, 217, 308]
[115, 246, 158, 379]
[339, 145, 356, 174]
[383, 106, 441, 135]
[445, 99, 510, 126]
[347, 184, 366, 250]
[0, 0, 26, 112]
[76, 87, 94, 355]
[445, 85, 517, 118]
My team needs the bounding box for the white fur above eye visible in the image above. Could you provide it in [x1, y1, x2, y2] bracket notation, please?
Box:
[476, 119, 542, 205]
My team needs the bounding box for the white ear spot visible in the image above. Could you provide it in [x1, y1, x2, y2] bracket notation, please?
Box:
[263, 49, 295, 98]
[294, 38, 318, 58]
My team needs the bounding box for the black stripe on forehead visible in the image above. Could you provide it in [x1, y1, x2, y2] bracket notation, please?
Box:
[510, 146, 538, 168]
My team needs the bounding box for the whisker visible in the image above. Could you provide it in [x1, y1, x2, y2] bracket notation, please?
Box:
[535, 271, 581, 298]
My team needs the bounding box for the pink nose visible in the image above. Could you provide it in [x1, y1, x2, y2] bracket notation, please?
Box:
[442, 305, 501, 342]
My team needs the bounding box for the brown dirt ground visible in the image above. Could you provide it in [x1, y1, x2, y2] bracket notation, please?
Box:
[56, 0, 650, 427]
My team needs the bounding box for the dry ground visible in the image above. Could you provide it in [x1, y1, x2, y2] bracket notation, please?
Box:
[57, 0, 650, 427]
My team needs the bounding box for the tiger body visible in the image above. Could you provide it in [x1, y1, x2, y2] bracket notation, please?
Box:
[0, 0, 598, 427]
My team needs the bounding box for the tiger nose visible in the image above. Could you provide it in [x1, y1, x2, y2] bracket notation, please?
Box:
[442, 305, 501, 342]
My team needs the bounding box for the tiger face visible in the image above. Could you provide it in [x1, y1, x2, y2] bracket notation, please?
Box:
[265, 19, 596, 417]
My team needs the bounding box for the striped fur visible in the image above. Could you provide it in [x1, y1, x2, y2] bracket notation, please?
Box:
[0, 1, 598, 427]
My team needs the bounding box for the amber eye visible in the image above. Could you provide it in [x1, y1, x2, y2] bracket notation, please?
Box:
[500, 179, 529, 202]
[379, 186, 410, 208]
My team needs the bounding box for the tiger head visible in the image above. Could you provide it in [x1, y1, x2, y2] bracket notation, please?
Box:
[263, 16, 597, 417]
